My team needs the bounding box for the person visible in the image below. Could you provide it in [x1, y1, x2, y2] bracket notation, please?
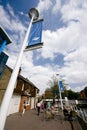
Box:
[44, 101, 47, 111]
[22, 100, 26, 116]
[63, 107, 69, 120]
[47, 101, 51, 109]
[37, 100, 41, 115]
[41, 101, 44, 112]
[69, 110, 77, 121]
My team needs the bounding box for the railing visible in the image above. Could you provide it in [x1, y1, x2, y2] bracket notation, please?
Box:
[76, 108, 87, 123]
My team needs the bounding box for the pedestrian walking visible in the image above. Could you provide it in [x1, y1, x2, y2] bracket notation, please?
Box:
[41, 101, 44, 112]
[47, 101, 51, 109]
[44, 101, 47, 111]
[37, 100, 41, 115]
[22, 100, 26, 116]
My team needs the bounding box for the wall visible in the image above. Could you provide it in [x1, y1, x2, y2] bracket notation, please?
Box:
[7, 94, 21, 115]
[0, 66, 11, 105]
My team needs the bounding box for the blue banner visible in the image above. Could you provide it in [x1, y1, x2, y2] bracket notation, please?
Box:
[59, 81, 64, 91]
[0, 41, 7, 54]
[27, 19, 43, 47]
[0, 26, 12, 54]
[0, 51, 9, 77]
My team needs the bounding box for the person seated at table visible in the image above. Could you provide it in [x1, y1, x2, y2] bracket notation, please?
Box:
[69, 110, 77, 121]
[63, 107, 69, 120]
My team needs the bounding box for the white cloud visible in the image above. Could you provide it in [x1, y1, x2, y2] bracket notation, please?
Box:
[0, 1, 87, 94]
[52, 0, 61, 14]
[18, 11, 28, 17]
[0, 5, 26, 33]
[61, 0, 87, 23]
[0, 5, 11, 29]
[59, 59, 87, 89]
[7, 4, 15, 17]
[36, 0, 52, 15]
[0, 4, 29, 65]
[42, 19, 87, 59]
[64, 46, 87, 64]
[40, 0, 87, 93]
[72, 84, 87, 92]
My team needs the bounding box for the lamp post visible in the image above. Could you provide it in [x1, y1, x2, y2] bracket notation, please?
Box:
[56, 74, 63, 110]
[0, 8, 39, 130]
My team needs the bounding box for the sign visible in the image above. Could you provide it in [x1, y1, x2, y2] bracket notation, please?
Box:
[59, 81, 64, 91]
[25, 19, 43, 50]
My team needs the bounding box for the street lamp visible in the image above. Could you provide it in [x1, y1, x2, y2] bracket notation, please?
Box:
[0, 8, 39, 130]
[56, 74, 63, 110]
[29, 8, 39, 21]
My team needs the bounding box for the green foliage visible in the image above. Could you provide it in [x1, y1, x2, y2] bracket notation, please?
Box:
[45, 75, 81, 100]
[80, 86, 87, 99]
[60, 89, 80, 100]
[45, 75, 59, 99]
[66, 89, 80, 99]
[84, 87, 87, 97]
[45, 87, 52, 98]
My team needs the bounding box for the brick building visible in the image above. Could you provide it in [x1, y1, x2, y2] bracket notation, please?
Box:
[0, 65, 39, 115]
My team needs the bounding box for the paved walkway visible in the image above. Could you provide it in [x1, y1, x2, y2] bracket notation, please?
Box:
[5, 109, 82, 130]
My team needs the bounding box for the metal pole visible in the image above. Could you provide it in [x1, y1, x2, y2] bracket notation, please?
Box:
[0, 15, 34, 130]
[58, 81, 63, 110]
[56, 74, 63, 110]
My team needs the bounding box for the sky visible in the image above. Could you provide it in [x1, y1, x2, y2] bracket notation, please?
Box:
[0, 0, 87, 94]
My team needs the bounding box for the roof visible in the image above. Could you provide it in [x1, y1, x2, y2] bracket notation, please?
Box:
[6, 65, 39, 91]
[18, 75, 39, 91]
[0, 26, 12, 45]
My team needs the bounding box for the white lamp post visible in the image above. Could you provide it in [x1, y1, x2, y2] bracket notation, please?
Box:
[56, 74, 63, 110]
[0, 8, 39, 130]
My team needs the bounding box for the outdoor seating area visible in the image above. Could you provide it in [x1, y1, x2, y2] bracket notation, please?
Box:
[36, 99, 79, 123]
[44, 108, 59, 120]
[63, 107, 77, 121]
[41, 102, 62, 121]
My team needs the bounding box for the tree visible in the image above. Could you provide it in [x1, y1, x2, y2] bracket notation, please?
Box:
[84, 87, 87, 97]
[67, 89, 80, 100]
[45, 88, 53, 99]
[80, 86, 87, 99]
[45, 75, 59, 99]
[61, 84, 68, 98]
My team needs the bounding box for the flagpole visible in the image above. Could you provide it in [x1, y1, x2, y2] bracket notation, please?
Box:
[0, 8, 39, 130]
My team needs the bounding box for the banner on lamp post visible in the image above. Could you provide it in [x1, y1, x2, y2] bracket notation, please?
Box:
[25, 19, 43, 51]
[59, 81, 64, 92]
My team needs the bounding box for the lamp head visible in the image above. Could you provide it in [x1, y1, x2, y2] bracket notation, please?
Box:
[56, 74, 59, 76]
[29, 8, 39, 21]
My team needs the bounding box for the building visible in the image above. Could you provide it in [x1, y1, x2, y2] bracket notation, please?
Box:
[0, 65, 39, 115]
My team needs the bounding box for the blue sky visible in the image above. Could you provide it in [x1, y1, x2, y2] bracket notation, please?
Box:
[0, 0, 87, 94]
